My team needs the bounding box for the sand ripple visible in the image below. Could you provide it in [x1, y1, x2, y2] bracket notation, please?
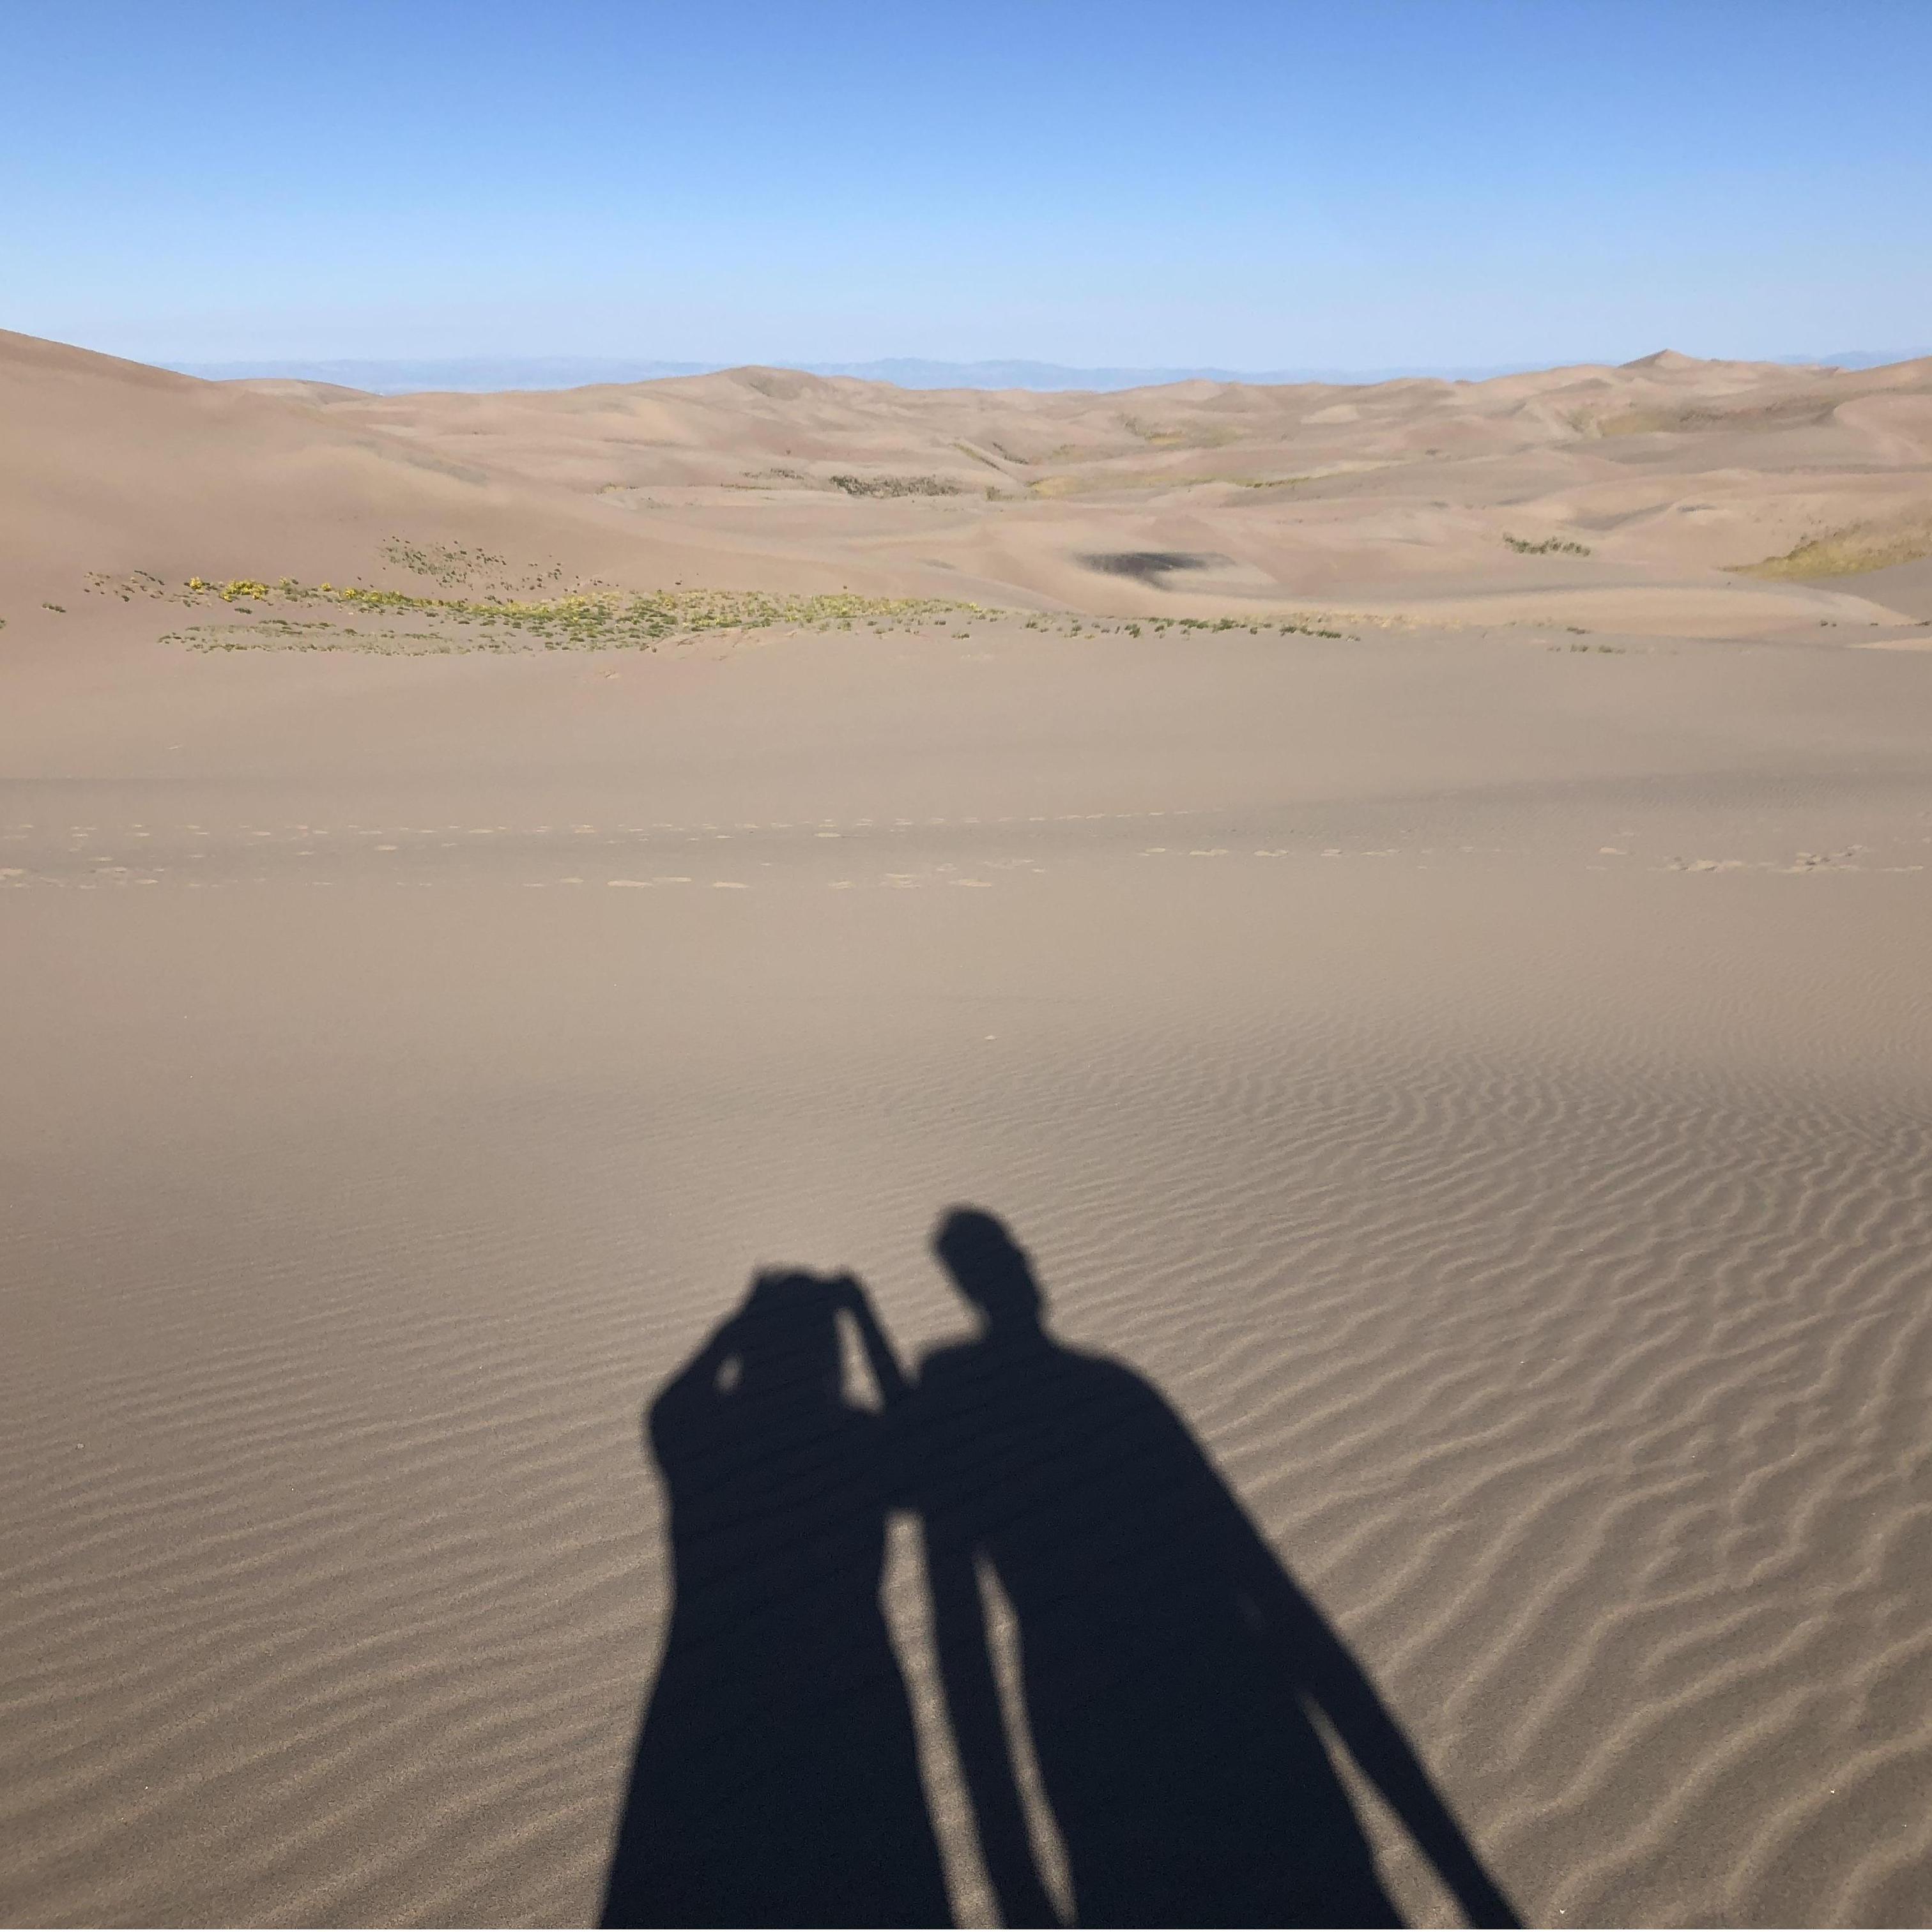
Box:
[4, 987, 1931, 1923]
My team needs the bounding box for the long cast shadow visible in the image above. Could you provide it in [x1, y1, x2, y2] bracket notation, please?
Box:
[600, 1269, 949, 1928]
[601, 1223, 1518, 1928]
[906, 1209, 1519, 1929]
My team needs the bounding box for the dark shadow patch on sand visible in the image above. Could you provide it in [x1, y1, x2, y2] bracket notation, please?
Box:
[1078, 550, 1220, 587]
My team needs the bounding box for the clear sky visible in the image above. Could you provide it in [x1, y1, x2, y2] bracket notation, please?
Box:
[6, 0, 1929, 372]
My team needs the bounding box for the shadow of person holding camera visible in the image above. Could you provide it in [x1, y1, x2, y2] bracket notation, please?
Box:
[600, 1268, 948, 1928]
[907, 1208, 1518, 1929]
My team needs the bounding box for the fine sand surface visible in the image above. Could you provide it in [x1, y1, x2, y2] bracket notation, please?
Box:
[4, 332, 1932, 1926]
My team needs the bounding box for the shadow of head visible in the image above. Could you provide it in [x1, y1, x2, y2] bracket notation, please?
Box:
[933, 1206, 1045, 1333]
[726, 1268, 842, 1402]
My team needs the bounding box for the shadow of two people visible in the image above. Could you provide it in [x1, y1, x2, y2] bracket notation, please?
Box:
[601, 1209, 1517, 1929]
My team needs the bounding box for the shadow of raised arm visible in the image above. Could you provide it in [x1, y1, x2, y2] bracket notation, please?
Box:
[833, 1273, 914, 1409]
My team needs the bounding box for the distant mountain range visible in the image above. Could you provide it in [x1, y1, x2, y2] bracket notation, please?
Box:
[165, 349, 1930, 395]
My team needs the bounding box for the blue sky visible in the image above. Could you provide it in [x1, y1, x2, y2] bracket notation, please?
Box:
[6, 0, 1928, 371]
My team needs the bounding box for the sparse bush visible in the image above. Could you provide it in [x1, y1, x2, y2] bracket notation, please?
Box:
[165, 577, 997, 653]
[827, 474, 963, 498]
[1503, 534, 1591, 556]
[1732, 520, 1932, 579]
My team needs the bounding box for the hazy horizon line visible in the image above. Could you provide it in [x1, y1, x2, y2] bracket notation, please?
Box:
[157, 347, 1931, 397]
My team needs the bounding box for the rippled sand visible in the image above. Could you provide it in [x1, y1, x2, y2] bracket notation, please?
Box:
[4, 332, 1932, 1926]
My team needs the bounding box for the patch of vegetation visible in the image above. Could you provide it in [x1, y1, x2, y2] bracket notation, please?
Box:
[161, 577, 995, 652]
[1122, 415, 1190, 447]
[148, 569, 1360, 654]
[723, 467, 811, 491]
[82, 569, 170, 602]
[1503, 533, 1592, 556]
[1596, 393, 1842, 438]
[188, 577, 273, 600]
[171, 618, 461, 654]
[1165, 615, 1347, 639]
[380, 538, 507, 586]
[952, 441, 1014, 474]
[1730, 519, 1932, 579]
[1028, 468, 1305, 499]
[1118, 415, 1244, 451]
[827, 474, 963, 498]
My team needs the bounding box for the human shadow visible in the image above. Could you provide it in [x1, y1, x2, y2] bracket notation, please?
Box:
[907, 1208, 1519, 1929]
[601, 1227, 1517, 1929]
[599, 1269, 949, 1928]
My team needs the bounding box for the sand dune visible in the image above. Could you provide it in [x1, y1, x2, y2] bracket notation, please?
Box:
[0, 334, 816, 612]
[5, 329, 1931, 638]
[4, 333, 1932, 1926]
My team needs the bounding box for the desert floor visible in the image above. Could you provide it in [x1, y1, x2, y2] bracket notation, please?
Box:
[4, 334, 1932, 1926]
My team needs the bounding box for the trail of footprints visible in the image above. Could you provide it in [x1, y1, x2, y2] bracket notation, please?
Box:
[2, 815, 1926, 889]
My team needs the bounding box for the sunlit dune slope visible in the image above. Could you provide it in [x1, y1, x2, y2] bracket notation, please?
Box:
[6, 329, 1930, 634]
[0, 331, 851, 609]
